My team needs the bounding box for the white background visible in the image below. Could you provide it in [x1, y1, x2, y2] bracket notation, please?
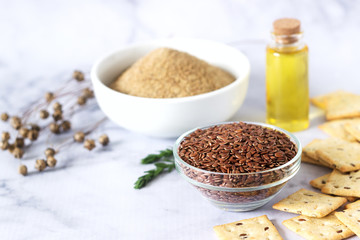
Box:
[0, 0, 359, 239]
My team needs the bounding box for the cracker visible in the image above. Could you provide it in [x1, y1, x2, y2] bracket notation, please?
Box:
[302, 139, 334, 168]
[303, 139, 324, 159]
[325, 92, 360, 120]
[309, 175, 357, 201]
[318, 119, 358, 142]
[346, 200, 360, 209]
[322, 170, 360, 197]
[335, 208, 360, 237]
[283, 213, 354, 240]
[309, 173, 331, 190]
[315, 138, 360, 172]
[213, 215, 283, 240]
[311, 90, 352, 110]
[302, 153, 331, 168]
[344, 121, 360, 142]
[272, 188, 346, 218]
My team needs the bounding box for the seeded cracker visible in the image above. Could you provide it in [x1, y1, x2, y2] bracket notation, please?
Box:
[311, 90, 352, 110]
[315, 138, 360, 172]
[302, 153, 331, 168]
[322, 170, 360, 197]
[272, 188, 346, 218]
[344, 121, 360, 142]
[302, 140, 333, 168]
[283, 213, 354, 240]
[325, 92, 360, 120]
[213, 215, 283, 240]
[309, 173, 357, 201]
[309, 173, 331, 190]
[335, 209, 360, 237]
[318, 119, 359, 142]
[346, 200, 360, 209]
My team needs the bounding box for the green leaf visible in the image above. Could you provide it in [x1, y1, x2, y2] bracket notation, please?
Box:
[141, 148, 173, 164]
[134, 148, 175, 189]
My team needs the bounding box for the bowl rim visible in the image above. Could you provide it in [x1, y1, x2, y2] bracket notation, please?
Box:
[173, 121, 302, 176]
[91, 38, 250, 103]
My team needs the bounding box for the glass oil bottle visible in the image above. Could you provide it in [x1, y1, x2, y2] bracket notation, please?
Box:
[266, 18, 309, 132]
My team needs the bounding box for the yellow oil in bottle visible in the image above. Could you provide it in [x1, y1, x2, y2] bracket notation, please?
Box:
[266, 18, 309, 132]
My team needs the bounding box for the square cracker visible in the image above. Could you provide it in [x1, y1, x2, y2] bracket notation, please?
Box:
[283, 213, 354, 240]
[309, 173, 358, 201]
[272, 188, 346, 218]
[303, 139, 324, 159]
[213, 215, 283, 240]
[322, 170, 360, 197]
[346, 200, 360, 209]
[311, 90, 352, 110]
[325, 92, 360, 120]
[302, 140, 333, 168]
[318, 119, 359, 142]
[315, 138, 360, 172]
[309, 173, 331, 189]
[344, 121, 360, 142]
[335, 208, 360, 237]
[302, 153, 331, 168]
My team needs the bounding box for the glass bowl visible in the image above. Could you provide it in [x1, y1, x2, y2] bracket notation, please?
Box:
[173, 121, 302, 212]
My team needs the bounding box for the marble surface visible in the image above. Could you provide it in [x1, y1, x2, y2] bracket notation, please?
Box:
[1, 0, 360, 239]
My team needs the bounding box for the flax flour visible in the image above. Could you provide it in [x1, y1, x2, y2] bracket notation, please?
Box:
[110, 48, 235, 98]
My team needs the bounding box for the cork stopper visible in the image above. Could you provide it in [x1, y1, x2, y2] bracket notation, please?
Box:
[273, 18, 301, 35]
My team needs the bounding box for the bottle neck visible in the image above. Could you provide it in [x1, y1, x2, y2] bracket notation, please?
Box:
[269, 32, 305, 51]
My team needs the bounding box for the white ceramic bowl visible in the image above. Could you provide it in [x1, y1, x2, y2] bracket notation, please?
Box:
[91, 38, 250, 138]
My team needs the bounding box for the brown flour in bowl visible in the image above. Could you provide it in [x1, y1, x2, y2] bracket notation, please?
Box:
[110, 48, 235, 98]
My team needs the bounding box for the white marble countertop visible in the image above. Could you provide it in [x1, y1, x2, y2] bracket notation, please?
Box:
[1, 0, 360, 239]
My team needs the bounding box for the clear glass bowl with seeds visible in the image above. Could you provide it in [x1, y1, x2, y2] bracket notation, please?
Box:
[173, 121, 302, 212]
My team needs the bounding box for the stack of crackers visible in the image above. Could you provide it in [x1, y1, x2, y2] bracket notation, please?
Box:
[213, 91, 360, 240]
[273, 188, 356, 239]
[283, 90, 360, 239]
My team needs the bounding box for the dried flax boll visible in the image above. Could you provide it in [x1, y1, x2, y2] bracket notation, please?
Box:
[84, 139, 96, 151]
[74, 131, 85, 142]
[111, 48, 235, 98]
[0, 141, 9, 150]
[30, 124, 40, 132]
[61, 120, 71, 131]
[73, 70, 84, 81]
[53, 102, 62, 112]
[8, 144, 15, 153]
[18, 165, 28, 176]
[82, 88, 94, 98]
[77, 96, 87, 106]
[19, 128, 29, 138]
[10, 116, 22, 130]
[1, 112, 9, 122]
[52, 110, 63, 121]
[27, 130, 39, 141]
[2, 131, 10, 141]
[99, 134, 109, 146]
[46, 156, 57, 167]
[45, 92, 55, 103]
[49, 122, 60, 134]
[35, 159, 46, 171]
[39, 109, 49, 119]
[45, 148, 55, 157]
[13, 147, 24, 159]
[14, 138, 24, 148]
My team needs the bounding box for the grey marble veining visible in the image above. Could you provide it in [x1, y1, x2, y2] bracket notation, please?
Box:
[0, 0, 360, 239]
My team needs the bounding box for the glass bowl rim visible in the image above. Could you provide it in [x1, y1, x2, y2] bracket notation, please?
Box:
[173, 121, 302, 177]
